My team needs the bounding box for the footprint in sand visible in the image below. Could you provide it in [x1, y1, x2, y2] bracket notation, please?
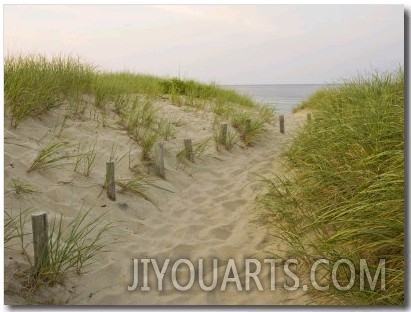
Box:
[211, 178, 232, 186]
[131, 222, 147, 235]
[212, 193, 231, 203]
[222, 199, 247, 210]
[191, 196, 207, 204]
[171, 224, 203, 240]
[203, 224, 232, 241]
[167, 243, 197, 260]
[230, 168, 246, 177]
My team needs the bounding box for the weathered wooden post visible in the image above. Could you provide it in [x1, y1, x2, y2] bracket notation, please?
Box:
[184, 139, 194, 162]
[307, 112, 312, 122]
[279, 115, 285, 134]
[32, 212, 49, 271]
[245, 118, 251, 132]
[220, 122, 228, 145]
[155, 142, 165, 179]
[106, 162, 116, 201]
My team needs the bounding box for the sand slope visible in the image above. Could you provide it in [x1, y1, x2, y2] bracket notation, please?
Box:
[4, 98, 310, 305]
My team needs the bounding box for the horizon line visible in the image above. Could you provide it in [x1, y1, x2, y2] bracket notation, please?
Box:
[221, 82, 338, 86]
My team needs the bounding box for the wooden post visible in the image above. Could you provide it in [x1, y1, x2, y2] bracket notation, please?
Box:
[307, 112, 312, 122]
[32, 212, 49, 271]
[184, 139, 194, 162]
[279, 115, 285, 134]
[245, 119, 251, 132]
[155, 142, 165, 179]
[220, 123, 228, 145]
[106, 162, 116, 201]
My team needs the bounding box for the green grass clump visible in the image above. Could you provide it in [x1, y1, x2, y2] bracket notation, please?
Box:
[156, 118, 175, 140]
[4, 208, 32, 247]
[4, 54, 95, 126]
[6, 178, 37, 196]
[138, 129, 159, 161]
[160, 77, 259, 112]
[117, 174, 172, 204]
[212, 120, 239, 151]
[113, 95, 161, 160]
[257, 69, 404, 305]
[4, 208, 114, 288]
[74, 141, 97, 177]
[94, 71, 164, 97]
[27, 139, 71, 173]
[292, 88, 332, 113]
[177, 138, 212, 162]
[44, 210, 114, 280]
[231, 112, 266, 146]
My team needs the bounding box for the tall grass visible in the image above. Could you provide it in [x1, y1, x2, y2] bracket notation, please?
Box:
[116, 173, 173, 205]
[4, 54, 263, 113]
[4, 208, 32, 248]
[177, 137, 212, 162]
[257, 69, 404, 305]
[4, 54, 95, 126]
[74, 141, 97, 177]
[43, 209, 114, 281]
[27, 139, 72, 172]
[160, 77, 255, 107]
[5, 207, 115, 288]
[95, 71, 164, 97]
[231, 112, 266, 146]
[5, 53, 275, 148]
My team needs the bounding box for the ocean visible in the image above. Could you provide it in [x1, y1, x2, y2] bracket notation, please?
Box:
[225, 84, 329, 114]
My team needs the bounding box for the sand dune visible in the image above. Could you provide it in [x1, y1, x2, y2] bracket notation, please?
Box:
[4, 98, 310, 305]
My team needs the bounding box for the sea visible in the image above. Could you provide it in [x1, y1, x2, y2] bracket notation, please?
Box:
[224, 84, 330, 114]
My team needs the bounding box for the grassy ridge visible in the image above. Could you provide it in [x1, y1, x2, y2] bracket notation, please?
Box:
[4, 54, 275, 301]
[258, 69, 404, 304]
[4, 54, 94, 126]
[5, 55, 263, 118]
[5, 54, 273, 146]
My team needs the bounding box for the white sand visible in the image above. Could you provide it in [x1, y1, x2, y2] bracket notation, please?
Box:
[4, 98, 310, 305]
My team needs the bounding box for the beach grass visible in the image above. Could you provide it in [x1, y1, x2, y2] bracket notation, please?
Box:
[156, 118, 175, 140]
[4, 209, 114, 290]
[117, 174, 173, 205]
[74, 141, 97, 177]
[4, 53, 277, 303]
[231, 112, 266, 146]
[5, 53, 274, 147]
[292, 88, 332, 113]
[177, 137, 212, 162]
[7, 178, 37, 196]
[257, 69, 404, 305]
[36, 209, 114, 286]
[4, 207, 115, 289]
[4, 54, 95, 126]
[4, 208, 32, 247]
[212, 120, 239, 151]
[138, 129, 159, 161]
[27, 139, 72, 173]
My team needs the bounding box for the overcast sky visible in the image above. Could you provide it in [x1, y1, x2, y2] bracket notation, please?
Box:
[3, 4, 404, 84]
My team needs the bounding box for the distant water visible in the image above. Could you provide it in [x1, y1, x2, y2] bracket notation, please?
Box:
[224, 84, 329, 114]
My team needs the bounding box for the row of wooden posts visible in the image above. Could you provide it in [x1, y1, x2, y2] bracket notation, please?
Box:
[105, 114, 292, 198]
[30, 113, 312, 269]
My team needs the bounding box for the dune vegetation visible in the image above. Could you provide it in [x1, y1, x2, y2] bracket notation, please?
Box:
[257, 69, 404, 305]
[4, 54, 273, 137]
[5, 53, 403, 305]
[4, 53, 275, 297]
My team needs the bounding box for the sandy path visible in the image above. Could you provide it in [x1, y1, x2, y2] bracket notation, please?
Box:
[4, 100, 310, 305]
